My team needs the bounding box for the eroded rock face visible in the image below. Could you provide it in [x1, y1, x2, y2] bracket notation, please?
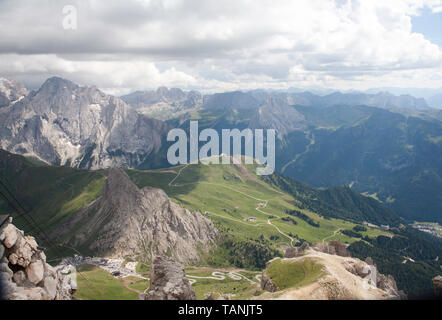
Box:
[313, 241, 350, 257]
[285, 242, 310, 258]
[0, 220, 76, 300]
[140, 256, 196, 300]
[53, 169, 218, 263]
[261, 270, 277, 293]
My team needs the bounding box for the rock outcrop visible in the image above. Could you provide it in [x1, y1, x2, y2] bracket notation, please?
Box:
[258, 248, 402, 300]
[313, 240, 350, 257]
[285, 242, 310, 258]
[52, 169, 218, 263]
[139, 256, 196, 300]
[433, 276, 442, 297]
[0, 219, 76, 300]
[260, 270, 277, 293]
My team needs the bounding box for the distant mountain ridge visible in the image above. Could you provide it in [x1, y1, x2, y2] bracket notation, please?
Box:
[1, 76, 441, 223]
[121, 87, 202, 120]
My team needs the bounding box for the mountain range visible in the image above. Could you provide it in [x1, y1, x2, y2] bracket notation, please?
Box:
[0, 149, 440, 297]
[0, 76, 441, 224]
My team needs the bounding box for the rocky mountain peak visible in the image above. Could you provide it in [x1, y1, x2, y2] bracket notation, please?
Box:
[38, 77, 78, 95]
[0, 77, 169, 169]
[52, 169, 218, 263]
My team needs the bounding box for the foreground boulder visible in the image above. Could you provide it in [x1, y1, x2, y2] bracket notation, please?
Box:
[0, 218, 76, 300]
[140, 256, 196, 300]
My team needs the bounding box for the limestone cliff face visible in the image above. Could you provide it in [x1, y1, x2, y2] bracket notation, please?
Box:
[0, 77, 170, 169]
[140, 256, 196, 300]
[53, 169, 218, 263]
[0, 219, 76, 300]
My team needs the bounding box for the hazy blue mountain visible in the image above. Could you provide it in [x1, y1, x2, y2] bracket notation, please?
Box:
[203, 91, 263, 110]
[428, 94, 442, 109]
[280, 106, 442, 223]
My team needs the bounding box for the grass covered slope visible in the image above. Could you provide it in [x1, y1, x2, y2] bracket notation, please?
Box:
[0, 150, 110, 260]
[0, 150, 107, 235]
[266, 258, 324, 291]
[126, 159, 393, 266]
[74, 265, 141, 300]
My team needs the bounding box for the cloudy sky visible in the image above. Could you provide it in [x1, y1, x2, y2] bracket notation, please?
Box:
[1, 0, 442, 95]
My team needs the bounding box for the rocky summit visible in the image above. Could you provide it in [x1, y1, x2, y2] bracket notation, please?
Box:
[259, 246, 403, 300]
[52, 169, 218, 263]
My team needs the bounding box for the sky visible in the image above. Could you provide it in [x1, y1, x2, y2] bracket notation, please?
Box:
[1, 0, 442, 95]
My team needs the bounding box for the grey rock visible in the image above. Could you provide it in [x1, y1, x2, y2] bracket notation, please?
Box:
[261, 270, 277, 293]
[376, 272, 401, 299]
[8, 236, 34, 267]
[285, 242, 310, 258]
[3, 224, 18, 248]
[314, 241, 350, 257]
[42, 276, 58, 299]
[142, 256, 196, 300]
[0, 221, 74, 300]
[0, 78, 28, 108]
[0, 271, 12, 283]
[0, 262, 13, 278]
[53, 169, 218, 263]
[25, 260, 44, 285]
[12, 270, 27, 286]
[122, 87, 202, 120]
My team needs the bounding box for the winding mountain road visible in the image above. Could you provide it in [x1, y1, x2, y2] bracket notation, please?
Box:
[168, 164, 297, 247]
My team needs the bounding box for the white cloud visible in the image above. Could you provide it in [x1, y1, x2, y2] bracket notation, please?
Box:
[0, 0, 441, 92]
